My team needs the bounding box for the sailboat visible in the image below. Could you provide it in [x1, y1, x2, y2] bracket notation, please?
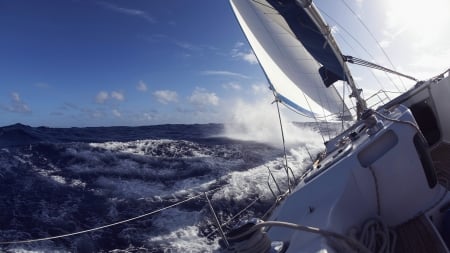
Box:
[219, 0, 450, 252]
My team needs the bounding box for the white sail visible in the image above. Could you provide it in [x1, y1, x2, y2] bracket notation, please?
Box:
[230, 0, 352, 120]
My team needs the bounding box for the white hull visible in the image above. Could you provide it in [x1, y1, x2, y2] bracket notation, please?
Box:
[224, 72, 450, 252]
[225, 0, 450, 252]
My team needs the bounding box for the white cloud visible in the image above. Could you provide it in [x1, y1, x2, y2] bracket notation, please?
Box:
[234, 41, 245, 48]
[95, 91, 109, 104]
[96, 91, 124, 104]
[201, 70, 249, 79]
[376, 0, 450, 78]
[222, 82, 242, 91]
[355, 0, 364, 7]
[90, 110, 104, 119]
[112, 109, 121, 117]
[2, 92, 31, 113]
[153, 90, 178, 104]
[12, 92, 20, 102]
[231, 42, 258, 65]
[111, 91, 124, 101]
[251, 84, 268, 94]
[407, 48, 450, 79]
[383, 0, 449, 47]
[189, 88, 219, 106]
[97, 1, 155, 23]
[136, 80, 148, 92]
[175, 41, 198, 50]
[239, 51, 258, 65]
[142, 112, 155, 121]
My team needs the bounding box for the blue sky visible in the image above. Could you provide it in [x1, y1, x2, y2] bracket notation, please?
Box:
[1, 0, 449, 127]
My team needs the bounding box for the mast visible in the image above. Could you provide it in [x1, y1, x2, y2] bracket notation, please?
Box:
[297, 0, 367, 118]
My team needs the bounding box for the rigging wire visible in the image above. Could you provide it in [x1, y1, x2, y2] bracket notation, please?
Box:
[274, 99, 293, 193]
[205, 197, 262, 239]
[339, 0, 408, 91]
[250, 1, 337, 143]
[294, 88, 327, 142]
[267, 166, 283, 196]
[205, 192, 229, 248]
[333, 32, 389, 92]
[344, 56, 418, 82]
[317, 101, 330, 140]
[317, 7, 400, 92]
[249, 0, 350, 142]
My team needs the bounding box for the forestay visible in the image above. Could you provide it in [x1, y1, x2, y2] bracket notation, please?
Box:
[230, 0, 352, 120]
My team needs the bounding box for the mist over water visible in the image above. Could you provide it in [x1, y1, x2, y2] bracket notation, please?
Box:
[223, 98, 324, 149]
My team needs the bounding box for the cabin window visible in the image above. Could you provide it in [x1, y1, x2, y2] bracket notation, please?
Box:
[410, 100, 440, 146]
[358, 130, 398, 167]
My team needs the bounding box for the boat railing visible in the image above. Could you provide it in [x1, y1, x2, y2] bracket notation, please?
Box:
[0, 171, 291, 251]
[365, 89, 403, 110]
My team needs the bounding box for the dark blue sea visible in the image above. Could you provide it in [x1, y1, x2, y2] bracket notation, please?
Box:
[0, 123, 326, 252]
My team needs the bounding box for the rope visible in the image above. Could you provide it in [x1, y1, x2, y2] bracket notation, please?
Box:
[372, 110, 422, 137]
[0, 191, 209, 245]
[349, 218, 397, 253]
[227, 220, 372, 253]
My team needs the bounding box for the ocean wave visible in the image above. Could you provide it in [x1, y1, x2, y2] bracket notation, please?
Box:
[0, 123, 321, 252]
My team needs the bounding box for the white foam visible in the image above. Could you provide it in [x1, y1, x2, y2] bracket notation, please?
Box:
[89, 139, 211, 158]
[223, 97, 324, 149]
[147, 208, 219, 252]
[2, 124, 324, 252]
[95, 176, 167, 199]
[3, 246, 69, 253]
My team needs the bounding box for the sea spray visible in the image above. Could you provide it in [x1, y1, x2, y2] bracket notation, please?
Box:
[223, 97, 324, 150]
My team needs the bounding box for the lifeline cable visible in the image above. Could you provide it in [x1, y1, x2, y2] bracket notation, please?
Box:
[227, 220, 372, 253]
[0, 189, 215, 245]
[205, 196, 261, 239]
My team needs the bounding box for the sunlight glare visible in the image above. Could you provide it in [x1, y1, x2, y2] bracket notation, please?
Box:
[385, 0, 449, 41]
